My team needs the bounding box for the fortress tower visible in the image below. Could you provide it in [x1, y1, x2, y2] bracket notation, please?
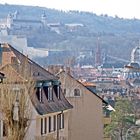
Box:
[41, 12, 47, 27]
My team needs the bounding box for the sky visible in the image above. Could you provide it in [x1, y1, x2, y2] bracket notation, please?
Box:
[0, 0, 140, 19]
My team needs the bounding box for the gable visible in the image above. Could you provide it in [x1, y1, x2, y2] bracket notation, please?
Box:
[59, 71, 106, 103]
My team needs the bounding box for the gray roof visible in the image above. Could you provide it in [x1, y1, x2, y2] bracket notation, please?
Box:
[30, 87, 73, 115]
[7, 44, 73, 114]
[9, 44, 57, 81]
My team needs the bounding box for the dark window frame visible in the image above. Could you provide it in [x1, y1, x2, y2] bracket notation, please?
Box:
[48, 116, 51, 133]
[54, 85, 61, 99]
[41, 118, 47, 135]
[44, 86, 53, 101]
[74, 88, 81, 97]
[36, 87, 43, 103]
[57, 113, 64, 130]
[53, 115, 56, 131]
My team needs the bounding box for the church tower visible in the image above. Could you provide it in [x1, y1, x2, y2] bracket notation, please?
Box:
[41, 12, 47, 27]
[95, 37, 102, 67]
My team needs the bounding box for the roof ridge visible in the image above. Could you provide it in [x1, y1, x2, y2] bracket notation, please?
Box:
[7, 43, 58, 80]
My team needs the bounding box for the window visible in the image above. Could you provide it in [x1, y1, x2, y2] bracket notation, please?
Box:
[48, 87, 53, 101]
[53, 116, 56, 131]
[63, 89, 66, 96]
[41, 118, 47, 135]
[36, 87, 43, 103]
[39, 88, 43, 102]
[74, 89, 80, 96]
[57, 113, 64, 130]
[60, 113, 64, 129]
[54, 85, 60, 99]
[44, 86, 53, 101]
[48, 116, 51, 132]
[57, 86, 60, 99]
[48, 116, 56, 132]
[33, 72, 39, 76]
[44, 118, 47, 134]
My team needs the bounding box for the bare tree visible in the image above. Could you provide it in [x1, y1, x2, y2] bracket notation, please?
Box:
[0, 64, 34, 140]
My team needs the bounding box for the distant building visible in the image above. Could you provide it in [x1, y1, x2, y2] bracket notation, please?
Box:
[65, 23, 84, 32]
[131, 44, 140, 64]
[123, 62, 140, 79]
[0, 11, 62, 34]
[122, 44, 140, 80]
[0, 34, 49, 59]
[0, 12, 47, 30]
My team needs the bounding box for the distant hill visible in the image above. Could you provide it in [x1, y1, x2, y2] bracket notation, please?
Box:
[0, 4, 140, 63]
[1, 4, 140, 34]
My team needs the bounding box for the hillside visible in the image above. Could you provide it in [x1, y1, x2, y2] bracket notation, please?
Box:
[0, 4, 140, 64]
[1, 4, 140, 34]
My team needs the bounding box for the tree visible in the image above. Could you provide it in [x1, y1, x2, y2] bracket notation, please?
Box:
[104, 98, 135, 140]
[0, 64, 34, 140]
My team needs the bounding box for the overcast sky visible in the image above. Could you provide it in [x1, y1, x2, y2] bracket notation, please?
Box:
[0, 0, 140, 19]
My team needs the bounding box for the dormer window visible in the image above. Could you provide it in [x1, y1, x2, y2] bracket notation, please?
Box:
[33, 72, 41, 76]
[48, 87, 53, 101]
[57, 86, 60, 99]
[43, 81, 53, 101]
[36, 87, 43, 103]
[53, 80, 61, 99]
[74, 88, 80, 97]
[54, 85, 60, 99]
[39, 88, 43, 102]
[36, 82, 43, 102]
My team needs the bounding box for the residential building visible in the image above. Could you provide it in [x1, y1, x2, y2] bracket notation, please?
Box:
[0, 43, 72, 140]
[56, 70, 107, 140]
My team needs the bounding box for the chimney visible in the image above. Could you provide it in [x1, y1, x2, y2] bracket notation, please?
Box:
[47, 65, 72, 75]
[47, 65, 64, 75]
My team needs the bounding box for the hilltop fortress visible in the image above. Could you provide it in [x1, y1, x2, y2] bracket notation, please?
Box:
[0, 11, 83, 35]
[0, 11, 48, 29]
[0, 11, 63, 36]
